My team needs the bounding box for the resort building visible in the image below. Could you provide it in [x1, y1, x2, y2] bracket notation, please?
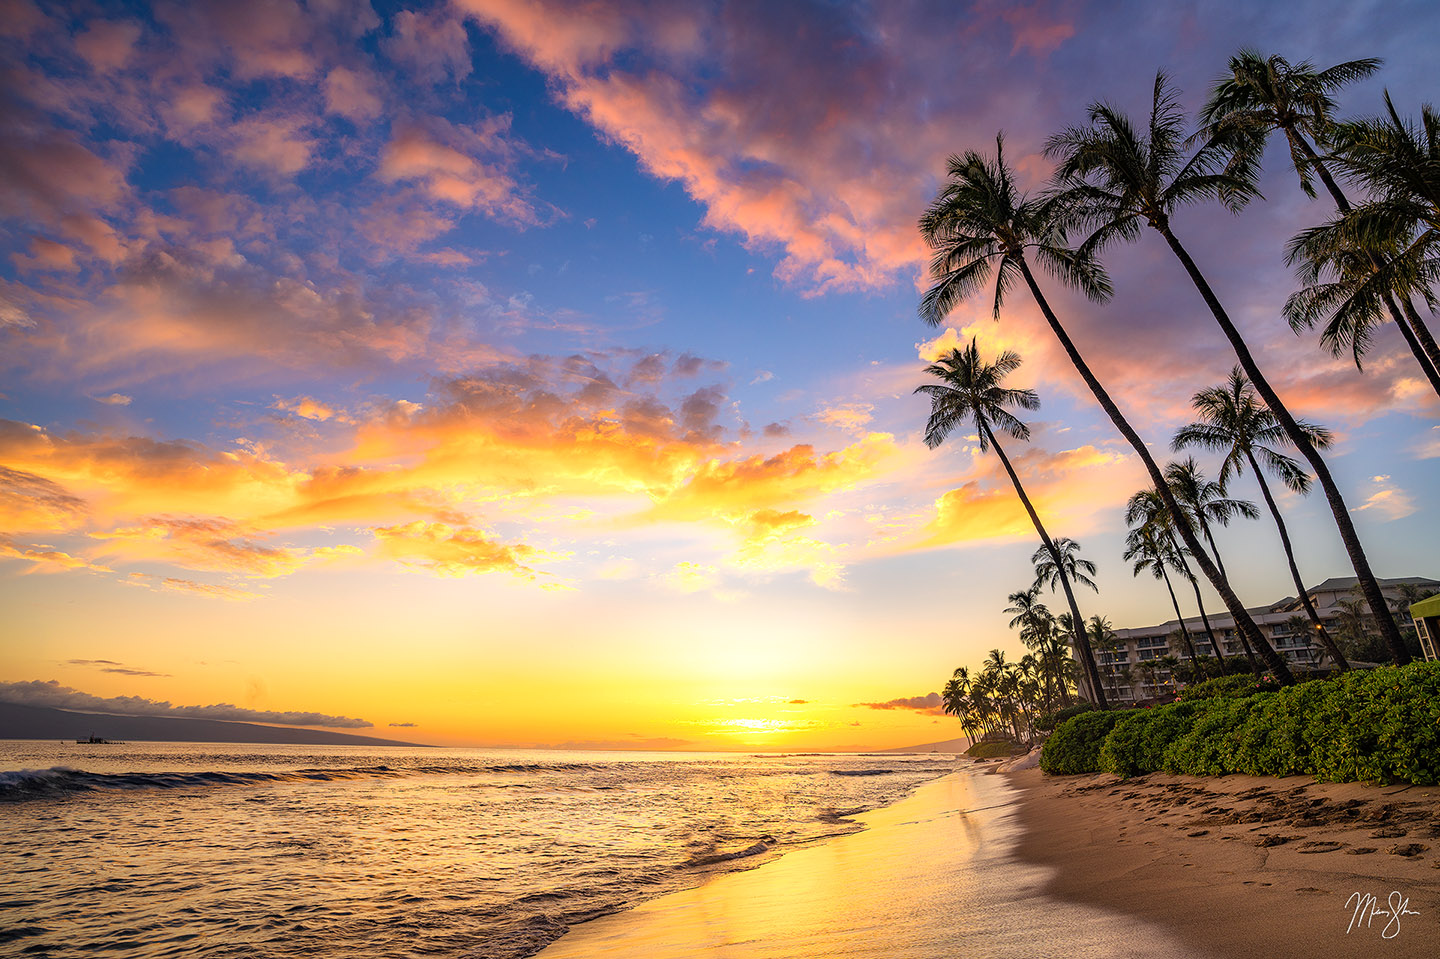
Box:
[1090, 576, 1440, 704]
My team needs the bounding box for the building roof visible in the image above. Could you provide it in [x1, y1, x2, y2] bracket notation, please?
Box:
[1110, 575, 1438, 638]
[1412, 593, 1440, 619]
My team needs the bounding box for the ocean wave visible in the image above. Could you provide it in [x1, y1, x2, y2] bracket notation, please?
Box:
[0, 765, 416, 799]
[682, 838, 775, 868]
[828, 769, 895, 776]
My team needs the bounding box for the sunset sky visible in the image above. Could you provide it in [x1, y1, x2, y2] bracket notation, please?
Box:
[2, 0, 1437, 749]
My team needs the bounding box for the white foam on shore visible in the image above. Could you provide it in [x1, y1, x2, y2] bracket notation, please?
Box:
[537, 766, 1189, 958]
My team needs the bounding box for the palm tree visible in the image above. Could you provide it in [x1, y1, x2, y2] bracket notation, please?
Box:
[1162, 457, 1260, 670]
[1314, 95, 1440, 374]
[915, 337, 1107, 705]
[1172, 367, 1350, 670]
[917, 134, 1284, 682]
[1031, 537, 1099, 593]
[1197, 50, 1440, 394]
[1003, 587, 1070, 704]
[1162, 457, 1258, 581]
[1047, 72, 1407, 666]
[1124, 487, 1229, 673]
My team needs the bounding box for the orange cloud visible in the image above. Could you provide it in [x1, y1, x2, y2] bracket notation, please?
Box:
[378, 120, 538, 224]
[371, 521, 544, 579]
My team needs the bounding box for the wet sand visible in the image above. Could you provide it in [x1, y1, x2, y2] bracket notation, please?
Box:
[537, 767, 1188, 958]
[1008, 762, 1440, 958]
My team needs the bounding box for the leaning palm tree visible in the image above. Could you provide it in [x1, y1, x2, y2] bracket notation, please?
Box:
[916, 337, 1107, 705]
[1032, 537, 1099, 594]
[1047, 72, 1407, 666]
[1124, 518, 1204, 672]
[1125, 487, 1230, 673]
[1292, 94, 1440, 383]
[1198, 49, 1379, 201]
[1173, 367, 1350, 670]
[1162, 457, 1258, 581]
[918, 134, 1285, 681]
[1198, 50, 1440, 393]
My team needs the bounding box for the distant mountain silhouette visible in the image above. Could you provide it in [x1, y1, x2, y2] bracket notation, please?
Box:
[876, 736, 972, 754]
[0, 702, 429, 747]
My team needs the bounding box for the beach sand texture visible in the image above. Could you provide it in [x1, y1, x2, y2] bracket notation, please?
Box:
[537, 768, 1186, 958]
[1011, 765, 1440, 958]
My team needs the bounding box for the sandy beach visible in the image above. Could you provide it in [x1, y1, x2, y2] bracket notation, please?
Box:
[1009, 761, 1440, 958]
[536, 766, 1187, 958]
[536, 760, 1439, 958]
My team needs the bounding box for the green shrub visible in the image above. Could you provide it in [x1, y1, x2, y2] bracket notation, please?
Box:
[1304, 664, 1440, 785]
[1098, 701, 1204, 777]
[1043, 663, 1440, 785]
[1162, 697, 1262, 775]
[1039, 710, 1125, 774]
[1176, 674, 1273, 702]
[1229, 679, 1331, 777]
[1035, 702, 1099, 733]
[966, 740, 1024, 759]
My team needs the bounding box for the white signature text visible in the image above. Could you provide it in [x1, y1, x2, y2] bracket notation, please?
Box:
[1346, 891, 1420, 939]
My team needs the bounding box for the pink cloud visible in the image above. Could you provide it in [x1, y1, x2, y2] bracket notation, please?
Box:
[382, 7, 471, 84]
[378, 120, 540, 224]
[73, 19, 144, 73]
[230, 114, 315, 177]
[323, 65, 383, 120]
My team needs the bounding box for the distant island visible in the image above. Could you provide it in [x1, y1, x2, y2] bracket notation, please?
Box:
[0, 702, 430, 748]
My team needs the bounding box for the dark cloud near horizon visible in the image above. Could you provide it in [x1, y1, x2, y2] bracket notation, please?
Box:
[0, 680, 372, 728]
[388, 722, 417, 727]
[855, 692, 944, 715]
[65, 659, 171, 677]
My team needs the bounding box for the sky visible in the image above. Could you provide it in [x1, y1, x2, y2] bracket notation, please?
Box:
[1, 0, 1437, 750]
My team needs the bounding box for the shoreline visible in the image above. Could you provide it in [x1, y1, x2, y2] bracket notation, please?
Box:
[1007, 763, 1440, 957]
[535, 766, 1187, 958]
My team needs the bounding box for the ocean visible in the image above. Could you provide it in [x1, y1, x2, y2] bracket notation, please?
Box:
[0, 741, 958, 957]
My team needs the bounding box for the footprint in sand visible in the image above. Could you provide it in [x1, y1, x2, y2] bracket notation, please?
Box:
[1296, 841, 1344, 854]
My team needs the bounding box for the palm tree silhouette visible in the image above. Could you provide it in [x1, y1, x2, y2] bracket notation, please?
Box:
[917, 134, 1284, 682]
[1047, 72, 1407, 666]
[1287, 92, 1440, 387]
[1173, 367, 1349, 670]
[915, 337, 1106, 705]
[1162, 457, 1258, 581]
[1125, 486, 1231, 673]
[1123, 510, 1204, 674]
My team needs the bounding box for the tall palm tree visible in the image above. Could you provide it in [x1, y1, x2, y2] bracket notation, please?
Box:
[1047, 72, 1408, 666]
[1162, 457, 1258, 581]
[1172, 367, 1350, 670]
[1125, 487, 1229, 673]
[1197, 50, 1440, 394]
[915, 338, 1107, 705]
[1123, 519, 1203, 672]
[1293, 94, 1440, 382]
[1031, 537, 1099, 593]
[917, 134, 1286, 682]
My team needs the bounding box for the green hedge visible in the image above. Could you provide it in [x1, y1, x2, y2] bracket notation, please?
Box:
[1175, 673, 1277, 702]
[1039, 709, 1125, 774]
[1035, 702, 1099, 732]
[1042, 663, 1440, 785]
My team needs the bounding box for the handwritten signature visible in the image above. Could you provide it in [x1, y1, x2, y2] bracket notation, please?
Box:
[1346, 891, 1420, 939]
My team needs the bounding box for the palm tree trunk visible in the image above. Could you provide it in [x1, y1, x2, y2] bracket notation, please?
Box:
[1194, 512, 1260, 670]
[1294, 134, 1440, 396]
[1398, 295, 1440, 390]
[1195, 513, 1226, 579]
[1158, 566, 1203, 672]
[1156, 224, 1410, 665]
[982, 421, 1107, 706]
[1176, 552, 1229, 671]
[1014, 257, 1296, 682]
[1245, 451, 1350, 670]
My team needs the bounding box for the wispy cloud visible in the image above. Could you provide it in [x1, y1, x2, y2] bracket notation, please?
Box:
[0, 679, 372, 728]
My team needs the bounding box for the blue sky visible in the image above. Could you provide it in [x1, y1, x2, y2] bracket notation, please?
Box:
[1, 0, 1436, 747]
